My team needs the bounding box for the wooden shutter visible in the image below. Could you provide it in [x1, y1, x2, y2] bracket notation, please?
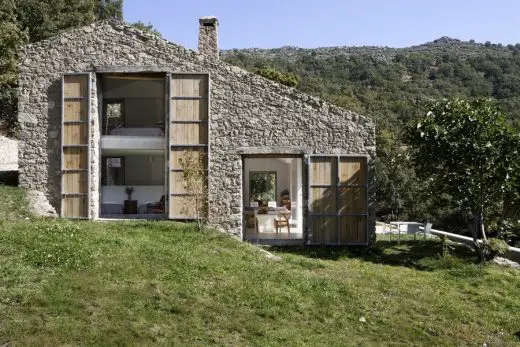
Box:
[308, 155, 368, 244]
[168, 74, 209, 218]
[61, 74, 90, 218]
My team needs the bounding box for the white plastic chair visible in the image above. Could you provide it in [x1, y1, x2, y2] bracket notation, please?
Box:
[385, 223, 400, 241]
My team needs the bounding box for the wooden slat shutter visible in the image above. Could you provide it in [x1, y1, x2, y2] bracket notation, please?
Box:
[61, 74, 90, 218]
[168, 74, 209, 218]
[308, 155, 368, 244]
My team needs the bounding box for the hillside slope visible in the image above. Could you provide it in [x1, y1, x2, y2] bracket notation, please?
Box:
[222, 38, 520, 132]
[1, 186, 520, 345]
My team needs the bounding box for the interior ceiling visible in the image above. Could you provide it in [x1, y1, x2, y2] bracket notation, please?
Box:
[102, 72, 165, 81]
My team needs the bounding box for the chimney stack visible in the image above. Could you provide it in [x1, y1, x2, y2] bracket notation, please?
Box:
[198, 16, 219, 59]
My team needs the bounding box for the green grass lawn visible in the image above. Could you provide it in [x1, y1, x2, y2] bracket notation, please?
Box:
[1, 185, 520, 346]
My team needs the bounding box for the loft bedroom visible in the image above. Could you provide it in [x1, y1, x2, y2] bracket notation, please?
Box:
[99, 73, 166, 155]
[99, 73, 167, 219]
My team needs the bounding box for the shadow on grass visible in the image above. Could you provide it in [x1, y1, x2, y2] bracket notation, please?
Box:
[271, 239, 478, 272]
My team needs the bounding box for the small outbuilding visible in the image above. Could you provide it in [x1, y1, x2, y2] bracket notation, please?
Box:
[18, 17, 376, 245]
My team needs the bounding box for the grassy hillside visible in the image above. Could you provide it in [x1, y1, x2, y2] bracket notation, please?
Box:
[222, 38, 520, 132]
[1, 185, 520, 345]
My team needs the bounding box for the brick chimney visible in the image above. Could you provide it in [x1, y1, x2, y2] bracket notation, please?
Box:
[198, 16, 219, 59]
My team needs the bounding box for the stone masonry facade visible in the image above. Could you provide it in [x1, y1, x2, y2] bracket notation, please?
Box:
[18, 20, 376, 241]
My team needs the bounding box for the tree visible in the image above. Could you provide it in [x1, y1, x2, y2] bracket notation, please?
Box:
[253, 66, 299, 87]
[0, 0, 27, 135]
[130, 20, 162, 38]
[407, 98, 519, 247]
[374, 128, 425, 222]
[15, 0, 97, 43]
[178, 150, 208, 232]
[96, 0, 123, 20]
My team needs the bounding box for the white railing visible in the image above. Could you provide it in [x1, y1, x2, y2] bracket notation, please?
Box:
[376, 222, 520, 261]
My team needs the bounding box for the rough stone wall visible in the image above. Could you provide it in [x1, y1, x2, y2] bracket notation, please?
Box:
[18, 20, 376, 241]
[198, 16, 219, 58]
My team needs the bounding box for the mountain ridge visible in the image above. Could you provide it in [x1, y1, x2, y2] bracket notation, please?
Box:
[221, 37, 520, 131]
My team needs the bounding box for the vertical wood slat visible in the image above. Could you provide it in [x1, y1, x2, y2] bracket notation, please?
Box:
[339, 216, 367, 244]
[63, 100, 87, 121]
[309, 156, 368, 245]
[62, 74, 89, 218]
[338, 187, 366, 214]
[311, 216, 337, 244]
[63, 124, 88, 145]
[170, 123, 207, 145]
[310, 157, 336, 185]
[169, 74, 209, 218]
[173, 100, 207, 121]
[63, 147, 87, 169]
[62, 172, 87, 194]
[339, 157, 366, 185]
[169, 195, 190, 217]
[310, 187, 337, 213]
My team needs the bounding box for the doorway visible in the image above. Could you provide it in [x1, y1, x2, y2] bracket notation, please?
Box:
[243, 156, 303, 242]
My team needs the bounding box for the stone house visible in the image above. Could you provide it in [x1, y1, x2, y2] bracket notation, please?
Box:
[18, 17, 376, 245]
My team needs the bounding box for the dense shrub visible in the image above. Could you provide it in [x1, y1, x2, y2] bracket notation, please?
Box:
[489, 218, 520, 247]
[478, 238, 510, 261]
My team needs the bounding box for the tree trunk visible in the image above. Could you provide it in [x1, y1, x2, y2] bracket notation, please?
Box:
[479, 208, 487, 241]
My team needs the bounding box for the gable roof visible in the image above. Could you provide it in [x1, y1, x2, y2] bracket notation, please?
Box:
[21, 20, 374, 127]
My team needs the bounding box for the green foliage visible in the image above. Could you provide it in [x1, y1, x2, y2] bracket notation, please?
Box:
[96, 0, 123, 20]
[407, 98, 520, 240]
[0, 0, 126, 133]
[130, 20, 162, 38]
[0, 0, 27, 134]
[479, 238, 510, 261]
[489, 218, 520, 247]
[15, 0, 97, 43]
[374, 128, 424, 221]
[0, 0, 27, 84]
[439, 235, 456, 257]
[223, 42, 520, 130]
[253, 66, 299, 87]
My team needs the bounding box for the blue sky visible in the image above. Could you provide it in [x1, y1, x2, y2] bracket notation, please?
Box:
[124, 0, 520, 50]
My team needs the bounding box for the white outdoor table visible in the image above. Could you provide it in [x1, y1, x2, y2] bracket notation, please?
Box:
[389, 221, 424, 244]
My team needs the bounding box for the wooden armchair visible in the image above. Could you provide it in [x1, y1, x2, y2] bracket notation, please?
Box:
[274, 212, 290, 234]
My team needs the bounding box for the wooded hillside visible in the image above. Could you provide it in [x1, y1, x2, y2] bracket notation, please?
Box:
[222, 38, 520, 131]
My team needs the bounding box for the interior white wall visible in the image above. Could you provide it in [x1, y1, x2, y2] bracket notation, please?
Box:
[125, 155, 164, 186]
[101, 185, 164, 206]
[243, 157, 303, 231]
[290, 158, 303, 227]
